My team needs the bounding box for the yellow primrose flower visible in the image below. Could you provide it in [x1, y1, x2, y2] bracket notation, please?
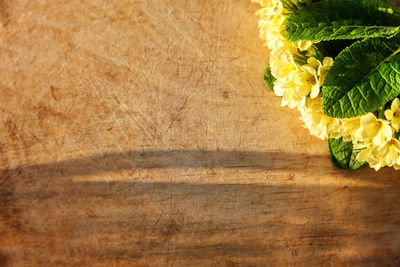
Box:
[256, 4, 282, 18]
[304, 57, 334, 88]
[254, 1, 291, 51]
[371, 138, 400, 167]
[274, 80, 304, 108]
[295, 40, 314, 51]
[293, 59, 320, 99]
[306, 57, 321, 69]
[340, 116, 361, 142]
[384, 98, 400, 131]
[367, 156, 383, 171]
[258, 15, 287, 50]
[355, 141, 371, 162]
[355, 138, 400, 171]
[294, 66, 319, 98]
[318, 57, 334, 85]
[300, 112, 329, 139]
[252, 0, 281, 9]
[357, 113, 392, 146]
[327, 118, 342, 139]
[270, 47, 298, 82]
[299, 97, 337, 139]
[354, 141, 383, 171]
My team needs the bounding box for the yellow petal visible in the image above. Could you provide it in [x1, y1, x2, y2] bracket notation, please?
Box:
[382, 122, 393, 140]
[361, 113, 378, 125]
[296, 40, 313, 51]
[306, 57, 321, 70]
[385, 109, 393, 121]
[392, 98, 400, 110]
[357, 148, 370, 162]
[392, 119, 400, 132]
[310, 84, 320, 99]
[323, 57, 334, 67]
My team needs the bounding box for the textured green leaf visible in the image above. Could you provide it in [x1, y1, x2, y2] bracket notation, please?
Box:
[322, 32, 400, 118]
[285, 0, 400, 42]
[281, 0, 312, 11]
[263, 64, 276, 91]
[328, 138, 365, 170]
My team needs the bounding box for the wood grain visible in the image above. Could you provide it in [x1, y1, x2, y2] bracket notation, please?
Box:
[1, 0, 400, 266]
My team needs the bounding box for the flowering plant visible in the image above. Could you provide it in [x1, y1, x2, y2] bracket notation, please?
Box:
[253, 0, 400, 171]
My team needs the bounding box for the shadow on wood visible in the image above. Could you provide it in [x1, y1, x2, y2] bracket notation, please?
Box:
[1, 150, 399, 182]
[1, 179, 400, 265]
[1, 150, 400, 264]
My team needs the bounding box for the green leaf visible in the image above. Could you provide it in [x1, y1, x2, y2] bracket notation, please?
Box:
[285, 0, 400, 42]
[328, 138, 365, 170]
[281, 0, 312, 11]
[263, 64, 276, 91]
[322, 32, 400, 118]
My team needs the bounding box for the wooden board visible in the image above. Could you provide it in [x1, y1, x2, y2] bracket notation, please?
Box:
[1, 0, 400, 265]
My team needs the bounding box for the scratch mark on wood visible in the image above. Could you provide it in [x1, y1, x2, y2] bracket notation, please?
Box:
[165, 97, 188, 134]
[11, 120, 28, 149]
[50, 86, 58, 101]
[30, 132, 54, 157]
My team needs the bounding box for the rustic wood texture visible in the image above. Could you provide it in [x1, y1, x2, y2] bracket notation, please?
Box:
[1, 0, 400, 266]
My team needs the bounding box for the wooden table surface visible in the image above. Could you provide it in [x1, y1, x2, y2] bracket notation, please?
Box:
[1, 0, 400, 266]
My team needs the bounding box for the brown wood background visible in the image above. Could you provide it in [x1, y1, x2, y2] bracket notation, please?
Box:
[1, 0, 400, 266]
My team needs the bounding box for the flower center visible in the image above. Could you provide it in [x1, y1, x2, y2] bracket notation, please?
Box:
[374, 122, 382, 131]
[307, 76, 316, 85]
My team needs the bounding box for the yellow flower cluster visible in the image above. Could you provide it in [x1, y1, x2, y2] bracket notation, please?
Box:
[354, 101, 400, 170]
[252, 0, 337, 139]
[253, 0, 400, 170]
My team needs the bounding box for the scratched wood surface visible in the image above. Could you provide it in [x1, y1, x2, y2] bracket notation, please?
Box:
[1, 0, 400, 266]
